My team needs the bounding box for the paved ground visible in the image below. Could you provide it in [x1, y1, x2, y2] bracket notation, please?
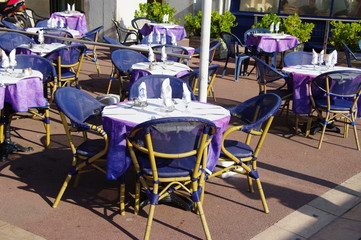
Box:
[0, 41, 360, 240]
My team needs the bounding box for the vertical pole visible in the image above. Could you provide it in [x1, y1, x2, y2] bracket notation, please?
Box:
[199, 0, 212, 103]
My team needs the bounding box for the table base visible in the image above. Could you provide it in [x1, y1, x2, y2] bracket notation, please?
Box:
[0, 104, 34, 162]
[140, 193, 194, 211]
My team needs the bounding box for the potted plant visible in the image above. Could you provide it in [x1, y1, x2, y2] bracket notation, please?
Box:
[184, 10, 237, 59]
[134, 1, 180, 24]
[329, 20, 361, 51]
[252, 13, 314, 48]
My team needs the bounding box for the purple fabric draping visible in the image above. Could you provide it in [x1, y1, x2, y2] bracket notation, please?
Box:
[140, 23, 187, 45]
[0, 87, 5, 110]
[289, 72, 361, 118]
[4, 77, 47, 112]
[246, 34, 299, 53]
[50, 12, 88, 35]
[102, 112, 230, 180]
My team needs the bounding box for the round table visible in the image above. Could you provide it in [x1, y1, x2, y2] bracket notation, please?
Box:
[282, 64, 361, 117]
[102, 98, 230, 180]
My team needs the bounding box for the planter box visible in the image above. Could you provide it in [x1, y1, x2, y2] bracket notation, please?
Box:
[188, 36, 227, 60]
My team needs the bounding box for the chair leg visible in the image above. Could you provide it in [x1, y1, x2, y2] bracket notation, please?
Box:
[144, 204, 156, 240]
[195, 201, 212, 240]
[134, 180, 141, 215]
[351, 115, 360, 150]
[44, 109, 51, 148]
[255, 178, 269, 213]
[234, 57, 240, 82]
[53, 174, 73, 208]
[317, 113, 330, 149]
[222, 57, 229, 77]
[247, 175, 254, 193]
[120, 182, 126, 215]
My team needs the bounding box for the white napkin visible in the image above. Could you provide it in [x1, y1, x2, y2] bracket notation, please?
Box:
[67, 3, 70, 11]
[161, 78, 173, 109]
[147, 32, 153, 45]
[162, 14, 169, 23]
[156, 31, 161, 43]
[38, 30, 44, 44]
[138, 82, 147, 103]
[331, 50, 338, 66]
[9, 49, 16, 68]
[325, 53, 332, 68]
[1, 50, 9, 69]
[161, 46, 167, 62]
[161, 34, 167, 45]
[148, 45, 154, 62]
[182, 82, 191, 104]
[47, 18, 52, 28]
[270, 22, 274, 33]
[59, 19, 65, 28]
[312, 49, 318, 65]
[171, 33, 176, 45]
[275, 22, 280, 33]
[318, 50, 324, 65]
[71, 4, 75, 11]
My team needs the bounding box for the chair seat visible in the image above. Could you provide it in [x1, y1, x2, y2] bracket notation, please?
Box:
[139, 155, 196, 178]
[220, 140, 253, 159]
[77, 139, 106, 158]
[61, 69, 76, 79]
[314, 98, 354, 111]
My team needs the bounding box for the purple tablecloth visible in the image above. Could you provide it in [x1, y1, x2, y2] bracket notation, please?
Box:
[50, 12, 87, 35]
[288, 72, 361, 118]
[140, 23, 186, 45]
[0, 77, 47, 111]
[102, 102, 230, 180]
[246, 34, 299, 53]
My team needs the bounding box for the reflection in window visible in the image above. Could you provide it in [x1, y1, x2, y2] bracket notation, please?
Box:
[335, 0, 361, 18]
[239, 0, 279, 13]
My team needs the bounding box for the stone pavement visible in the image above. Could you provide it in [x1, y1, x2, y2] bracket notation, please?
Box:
[1, 41, 361, 239]
[1, 172, 360, 240]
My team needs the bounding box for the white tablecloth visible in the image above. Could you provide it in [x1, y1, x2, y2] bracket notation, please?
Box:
[131, 61, 190, 76]
[0, 69, 43, 85]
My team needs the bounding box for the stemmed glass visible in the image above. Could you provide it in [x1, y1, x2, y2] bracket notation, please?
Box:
[312, 56, 318, 70]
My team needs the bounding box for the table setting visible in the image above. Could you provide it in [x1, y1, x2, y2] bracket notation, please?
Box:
[102, 78, 230, 180]
[50, 4, 87, 35]
[0, 52, 47, 161]
[130, 46, 191, 87]
[140, 21, 186, 45]
[282, 49, 361, 117]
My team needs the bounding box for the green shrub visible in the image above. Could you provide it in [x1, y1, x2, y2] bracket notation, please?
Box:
[184, 10, 237, 38]
[252, 13, 314, 44]
[134, 1, 180, 24]
[329, 20, 361, 51]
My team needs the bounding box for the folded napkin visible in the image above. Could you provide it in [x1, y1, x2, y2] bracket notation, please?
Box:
[275, 22, 280, 33]
[161, 78, 173, 109]
[67, 3, 70, 11]
[59, 19, 65, 28]
[38, 30, 44, 44]
[331, 50, 338, 66]
[318, 50, 324, 65]
[182, 82, 191, 104]
[312, 49, 318, 65]
[1, 50, 9, 69]
[148, 45, 154, 62]
[325, 53, 332, 68]
[71, 4, 75, 11]
[138, 82, 147, 103]
[9, 49, 16, 68]
[161, 46, 167, 62]
[161, 34, 167, 45]
[156, 31, 161, 43]
[147, 32, 153, 45]
[270, 22, 274, 33]
[162, 14, 169, 23]
[171, 33, 177, 45]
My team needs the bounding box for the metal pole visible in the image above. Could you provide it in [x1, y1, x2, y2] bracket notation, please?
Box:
[198, 0, 212, 102]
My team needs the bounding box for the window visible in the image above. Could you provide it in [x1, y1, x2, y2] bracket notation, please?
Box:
[240, 0, 279, 13]
[281, 0, 330, 17]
